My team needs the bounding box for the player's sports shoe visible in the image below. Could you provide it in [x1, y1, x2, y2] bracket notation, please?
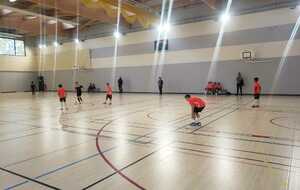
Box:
[190, 122, 197, 126]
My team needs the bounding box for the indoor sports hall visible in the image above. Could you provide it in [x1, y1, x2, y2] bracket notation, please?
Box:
[0, 0, 300, 190]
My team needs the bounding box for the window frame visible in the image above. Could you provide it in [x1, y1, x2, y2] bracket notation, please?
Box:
[0, 37, 26, 56]
[14, 39, 26, 57]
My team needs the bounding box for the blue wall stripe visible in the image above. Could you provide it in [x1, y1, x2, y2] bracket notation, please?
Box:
[91, 23, 297, 59]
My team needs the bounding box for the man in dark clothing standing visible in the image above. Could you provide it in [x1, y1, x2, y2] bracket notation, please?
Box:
[236, 72, 244, 96]
[30, 81, 36, 95]
[158, 77, 163, 95]
[118, 77, 123, 93]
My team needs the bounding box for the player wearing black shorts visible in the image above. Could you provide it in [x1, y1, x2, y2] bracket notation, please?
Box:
[75, 82, 83, 104]
[193, 106, 205, 114]
[185, 95, 206, 126]
[60, 97, 66, 102]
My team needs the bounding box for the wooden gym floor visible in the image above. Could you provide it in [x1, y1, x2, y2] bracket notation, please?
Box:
[0, 93, 300, 190]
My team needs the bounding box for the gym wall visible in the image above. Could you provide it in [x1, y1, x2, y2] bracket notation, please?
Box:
[40, 8, 300, 95]
[0, 47, 37, 92]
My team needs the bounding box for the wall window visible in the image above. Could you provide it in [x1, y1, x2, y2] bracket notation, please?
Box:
[15, 40, 25, 56]
[0, 38, 25, 56]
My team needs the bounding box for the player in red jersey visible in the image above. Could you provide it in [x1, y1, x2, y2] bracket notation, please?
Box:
[57, 84, 68, 110]
[103, 83, 113, 105]
[252, 77, 262, 108]
[185, 95, 206, 126]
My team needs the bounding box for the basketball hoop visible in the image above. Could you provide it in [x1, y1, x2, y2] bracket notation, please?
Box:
[240, 49, 256, 64]
[242, 58, 256, 64]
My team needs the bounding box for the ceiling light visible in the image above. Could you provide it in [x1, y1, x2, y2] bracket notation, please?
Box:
[9, 0, 17, 2]
[38, 44, 46, 49]
[113, 30, 121, 39]
[25, 15, 37, 20]
[74, 38, 80, 44]
[53, 41, 59, 47]
[1, 9, 12, 15]
[48, 19, 57, 24]
[157, 23, 171, 33]
[220, 12, 230, 23]
[63, 23, 75, 29]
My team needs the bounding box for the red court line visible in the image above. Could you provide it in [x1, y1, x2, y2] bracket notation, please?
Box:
[252, 134, 271, 138]
[94, 122, 146, 190]
[86, 106, 160, 189]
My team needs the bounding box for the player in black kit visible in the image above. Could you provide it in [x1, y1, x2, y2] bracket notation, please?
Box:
[75, 82, 83, 104]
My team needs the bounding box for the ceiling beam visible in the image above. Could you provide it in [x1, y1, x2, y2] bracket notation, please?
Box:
[201, 0, 217, 10]
[0, 4, 77, 26]
[152, 0, 217, 10]
[25, 0, 114, 23]
[79, 19, 97, 30]
[0, 15, 67, 36]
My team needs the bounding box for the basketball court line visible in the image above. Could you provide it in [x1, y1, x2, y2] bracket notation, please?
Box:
[84, 100, 251, 189]
[2, 104, 288, 174]
[132, 101, 241, 143]
[2, 139, 95, 168]
[83, 121, 172, 190]
[190, 106, 241, 133]
[4, 130, 156, 190]
[175, 140, 300, 160]
[200, 128, 300, 143]
[0, 101, 161, 144]
[178, 131, 300, 148]
[2, 98, 199, 188]
[4, 104, 160, 189]
[240, 107, 300, 114]
[1, 114, 298, 189]
[2, 96, 298, 190]
[5, 118, 296, 171]
[271, 117, 300, 131]
[4, 126, 298, 189]
[0, 131, 52, 143]
[4, 146, 117, 190]
[172, 148, 296, 173]
[0, 167, 60, 190]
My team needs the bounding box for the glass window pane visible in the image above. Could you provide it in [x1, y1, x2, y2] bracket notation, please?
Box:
[15, 40, 25, 56]
[0, 38, 15, 55]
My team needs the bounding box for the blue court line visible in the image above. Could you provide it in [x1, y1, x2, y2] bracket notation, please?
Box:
[5, 146, 117, 190]
[5, 103, 172, 189]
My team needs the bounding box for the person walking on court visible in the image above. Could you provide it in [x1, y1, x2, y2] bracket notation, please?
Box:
[158, 77, 164, 95]
[118, 77, 123, 93]
[185, 95, 206, 126]
[252, 77, 262, 108]
[57, 84, 68, 110]
[30, 81, 36, 95]
[103, 83, 113, 105]
[236, 72, 244, 96]
[75, 81, 83, 104]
